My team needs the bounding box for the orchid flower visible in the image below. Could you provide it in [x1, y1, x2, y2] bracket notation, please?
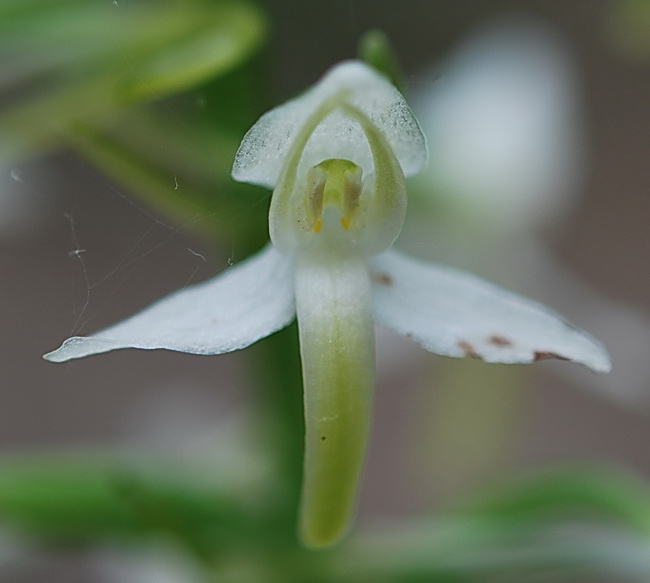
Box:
[44, 60, 611, 547]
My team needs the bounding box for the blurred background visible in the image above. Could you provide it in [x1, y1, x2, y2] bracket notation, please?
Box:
[2, 0, 650, 581]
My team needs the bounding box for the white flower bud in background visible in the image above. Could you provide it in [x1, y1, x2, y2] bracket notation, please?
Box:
[412, 16, 583, 236]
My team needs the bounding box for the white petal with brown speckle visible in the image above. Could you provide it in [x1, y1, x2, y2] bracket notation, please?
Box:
[371, 249, 611, 373]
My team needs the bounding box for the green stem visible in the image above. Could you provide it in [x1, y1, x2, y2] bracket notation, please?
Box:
[250, 323, 305, 532]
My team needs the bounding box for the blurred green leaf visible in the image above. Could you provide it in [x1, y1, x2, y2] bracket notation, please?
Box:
[0, 456, 144, 540]
[0, 454, 259, 546]
[1, 2, 192, 88]
[357, 30, 405, 93]
[65, 114, 268, 245]
[123, 2, 266, 103]
[0, 0, 267, 162]
[327, 467, 650, 581]
[66, 120, 229, 233]
[608, 0, 650, 58]
[0, 74, 122, 162]
[0, 0, 271, 247]
[337, 519, 650, 581]
[452, 466, 650, 534]
[2, 456, 650, 581]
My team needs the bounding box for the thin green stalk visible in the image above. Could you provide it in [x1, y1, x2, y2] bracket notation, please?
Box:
[250, 323, 305, 533]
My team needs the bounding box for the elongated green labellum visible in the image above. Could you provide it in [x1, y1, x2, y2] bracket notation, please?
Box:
[294, 247, 375, 548]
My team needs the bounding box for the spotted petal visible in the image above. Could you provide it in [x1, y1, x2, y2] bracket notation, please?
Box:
[370, 250, 611, 373]
[44, 244, 295, 362]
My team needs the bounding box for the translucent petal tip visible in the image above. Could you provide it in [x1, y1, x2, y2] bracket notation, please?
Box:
[43, 337, 121, 363]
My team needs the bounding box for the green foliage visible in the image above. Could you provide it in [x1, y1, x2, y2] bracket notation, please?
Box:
[0, 455, 260, 545]
[452, 466, 650, 534]
[1, 456, 649, 581]
[0, 0, 266, 157]
[358, 29, 405, 93]
[608, 0, 650, 58]
[0, 0, 267, 243]
[120, 3, 265, 103]
[64, 113, 267, 245]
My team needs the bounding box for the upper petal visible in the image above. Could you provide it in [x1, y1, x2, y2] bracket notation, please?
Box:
[44, 244, 295, 362]
[231, 60, 426, 189]
[370, 250, 611, 373]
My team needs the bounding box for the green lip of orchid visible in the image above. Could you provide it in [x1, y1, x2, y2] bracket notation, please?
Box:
[44, 60, 611, 548]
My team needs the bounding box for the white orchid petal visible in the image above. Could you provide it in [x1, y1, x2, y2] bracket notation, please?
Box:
[294, 249, 375, 548]
[370, 250, 611, 373]
[232, 60, 426, 188]
[44, 244, 295, 362]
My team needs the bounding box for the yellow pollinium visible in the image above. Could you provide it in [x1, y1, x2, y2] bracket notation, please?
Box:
[306, 159, 363, 233]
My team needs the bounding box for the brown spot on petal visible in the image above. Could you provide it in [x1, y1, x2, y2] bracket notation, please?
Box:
[488, 335, 513, 347]
[458, 340, 482, 359]
[534, 351, 570, 363]
[373, 271, 393, 286]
